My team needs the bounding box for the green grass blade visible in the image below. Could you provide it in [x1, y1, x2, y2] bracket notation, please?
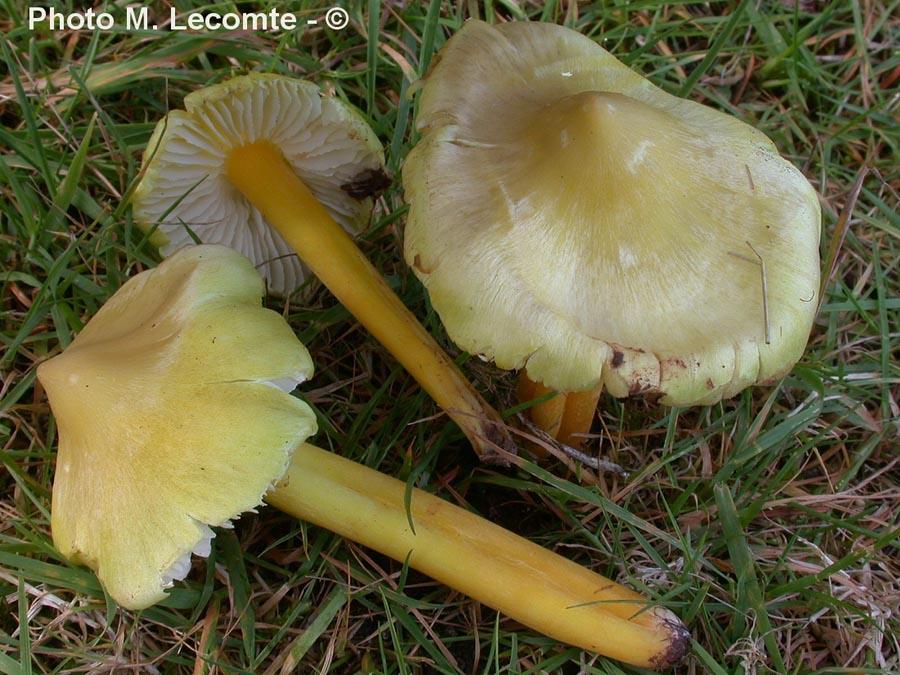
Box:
[714, 484, 785, 673]
[288, 587, 347, 664]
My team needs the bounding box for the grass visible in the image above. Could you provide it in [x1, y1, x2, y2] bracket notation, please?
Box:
[1, 0, 898, 672]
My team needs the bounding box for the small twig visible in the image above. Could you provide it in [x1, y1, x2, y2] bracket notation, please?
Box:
[747, 242, 770, 345]
[515, 414, 629, 477]
[728, 241, 771, 344]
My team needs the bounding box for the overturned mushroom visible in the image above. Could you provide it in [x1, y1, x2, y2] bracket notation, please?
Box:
[38, 245, 316, 608]
[132, 73, 514, 464]
[133, 74, 384, 297]
[38, 245, 689, 669]
[403, 20, 821, 448]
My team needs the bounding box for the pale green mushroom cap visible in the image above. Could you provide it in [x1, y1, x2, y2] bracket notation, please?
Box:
[403, 20, 821, 406]
[132, 73, 386, 296]
[37, 245, 317, 609]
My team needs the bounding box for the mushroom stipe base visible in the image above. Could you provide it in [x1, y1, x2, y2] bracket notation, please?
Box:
[518, 373, 605, 450]
[269, 441, 691, 670]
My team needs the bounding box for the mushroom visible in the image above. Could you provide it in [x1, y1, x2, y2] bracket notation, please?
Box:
[132, 74, 384, 297]
[37, 245, 317, 609]
[403, 20, 821, 448]
[132, 73, 514, 464]
[38, 244, 689, 669]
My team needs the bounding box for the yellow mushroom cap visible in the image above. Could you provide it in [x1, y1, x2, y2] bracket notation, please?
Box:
[403, 20, 821, 405]
[132, 73, 386, 296]
[37, 245, 317, 609]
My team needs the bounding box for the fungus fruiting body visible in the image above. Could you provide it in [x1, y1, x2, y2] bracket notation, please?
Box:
[403, 20, 821, 447]
[38, 245, 317, 609]
[39, 245, 688, 669]
[132, 74, 513, 463]
[132, 75, 384, 297]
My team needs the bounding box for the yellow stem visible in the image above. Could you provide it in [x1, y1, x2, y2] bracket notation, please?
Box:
[517, 376, 564, 440]
[519, 372, 603, 449]
[226, 141, 513, 464]
[267, 442, 689, 670]
[558, 383, 604, 448]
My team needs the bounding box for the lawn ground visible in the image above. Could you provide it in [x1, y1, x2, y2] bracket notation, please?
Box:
[1, 1, 898, 673]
